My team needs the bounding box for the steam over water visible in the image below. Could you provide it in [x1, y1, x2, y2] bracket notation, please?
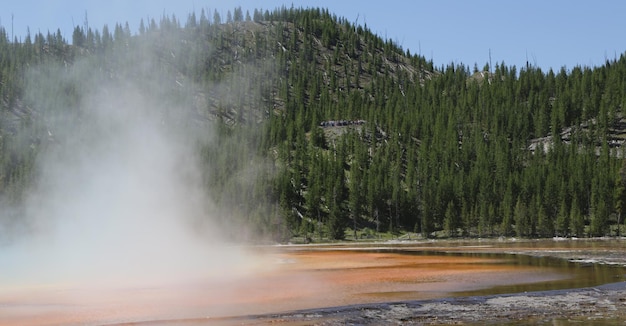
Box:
[0, 52, 255, 291]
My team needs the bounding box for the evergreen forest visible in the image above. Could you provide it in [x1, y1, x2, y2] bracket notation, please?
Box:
[1, 6, 626, 242]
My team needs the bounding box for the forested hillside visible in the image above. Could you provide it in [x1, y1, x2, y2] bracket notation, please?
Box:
[1, 6, 626, 242]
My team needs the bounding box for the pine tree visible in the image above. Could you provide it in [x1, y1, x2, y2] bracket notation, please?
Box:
[555, 198, 570, 237]
[443, 201, 457, 237]
[514, 197, 529, 237]
[614, 159, 626, 237]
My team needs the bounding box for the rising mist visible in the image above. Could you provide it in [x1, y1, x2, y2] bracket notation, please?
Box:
[0, 26, 266, 290]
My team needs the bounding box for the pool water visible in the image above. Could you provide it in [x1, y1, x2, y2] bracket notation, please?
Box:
[1, 242, 625, 325]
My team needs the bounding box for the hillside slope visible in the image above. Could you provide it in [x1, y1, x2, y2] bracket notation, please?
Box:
[1, 6, 626, 242]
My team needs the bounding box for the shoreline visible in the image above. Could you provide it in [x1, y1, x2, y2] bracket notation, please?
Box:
[244, 281, 626, 325]
[150, 238, 626, 325]
[4, 238, 625, 325]
[130, 281, 626, 326]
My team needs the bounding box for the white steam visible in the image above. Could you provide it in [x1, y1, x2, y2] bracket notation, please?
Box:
[0, 46, 255, 290]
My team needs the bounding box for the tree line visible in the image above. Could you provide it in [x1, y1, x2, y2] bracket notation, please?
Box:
[1, 6, 625, 242]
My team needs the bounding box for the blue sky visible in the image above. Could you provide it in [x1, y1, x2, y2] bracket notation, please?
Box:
[3, 1, 625, 72]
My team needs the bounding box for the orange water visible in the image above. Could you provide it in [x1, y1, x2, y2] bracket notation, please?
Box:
[0, 244, 623, 325]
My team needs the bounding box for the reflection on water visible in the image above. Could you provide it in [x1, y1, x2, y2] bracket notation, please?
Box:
[331, 247, 626, 300]
[1, 240, 625, 325]
[443, 253, 626, 296]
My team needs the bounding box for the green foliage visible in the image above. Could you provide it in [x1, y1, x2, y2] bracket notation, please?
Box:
[1, 6, 626, 242]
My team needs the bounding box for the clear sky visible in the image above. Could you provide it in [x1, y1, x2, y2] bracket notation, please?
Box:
[3, 0, 625, 72]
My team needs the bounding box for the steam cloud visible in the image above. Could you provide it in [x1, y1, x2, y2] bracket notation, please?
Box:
[0, 34, 257, 290]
